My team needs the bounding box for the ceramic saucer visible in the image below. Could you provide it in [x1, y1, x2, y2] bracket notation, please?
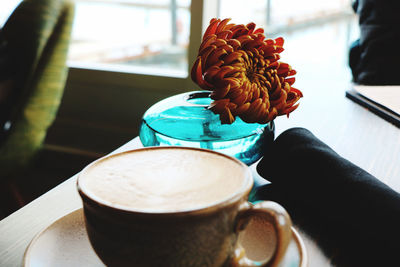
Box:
[23, 209, 307, 267]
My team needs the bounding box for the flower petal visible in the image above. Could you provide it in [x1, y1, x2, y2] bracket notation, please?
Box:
[191, 18, 302, 124]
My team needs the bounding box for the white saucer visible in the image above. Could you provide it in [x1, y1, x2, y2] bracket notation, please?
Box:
[23, 209, 307, 267]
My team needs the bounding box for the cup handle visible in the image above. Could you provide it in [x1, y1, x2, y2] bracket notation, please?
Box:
[233, 201, 292, 267]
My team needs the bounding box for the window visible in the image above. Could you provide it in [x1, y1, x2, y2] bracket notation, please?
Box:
[69, 0, 191, 77]
[218, 0, 352, 32]
[1, 0, 353, 79]
[0, 0, 20, 27]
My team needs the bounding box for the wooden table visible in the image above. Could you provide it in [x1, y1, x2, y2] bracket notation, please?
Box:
[1, 86, 400, 267]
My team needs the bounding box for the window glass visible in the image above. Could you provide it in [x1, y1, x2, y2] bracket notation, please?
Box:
[269, 0, 352, 27]
[69, 0, 191, 76]
[0, 0, 21, 27]
[218, 0, 267, 28]
[219, 0, 352, 29]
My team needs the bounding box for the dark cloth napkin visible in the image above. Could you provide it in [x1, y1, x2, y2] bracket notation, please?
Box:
[255, 128, 400, 267]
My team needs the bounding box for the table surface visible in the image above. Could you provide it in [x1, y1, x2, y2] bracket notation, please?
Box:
[1, 87, 400, 267]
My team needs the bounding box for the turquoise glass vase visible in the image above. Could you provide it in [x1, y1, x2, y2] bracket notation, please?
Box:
[139, 91, 274, 166]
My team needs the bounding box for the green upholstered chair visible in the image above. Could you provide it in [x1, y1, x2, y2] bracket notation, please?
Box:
[0, 0, 74, 181]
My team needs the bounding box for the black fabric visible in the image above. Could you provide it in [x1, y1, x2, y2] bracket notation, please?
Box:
[255, 128, 400, 267]
[349, 0, 400, 85]
[0, 29, 15, 80]
[0, 28, 19, 144]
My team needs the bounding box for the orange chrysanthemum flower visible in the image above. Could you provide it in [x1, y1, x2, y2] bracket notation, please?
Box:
[191, 18, 303, 124]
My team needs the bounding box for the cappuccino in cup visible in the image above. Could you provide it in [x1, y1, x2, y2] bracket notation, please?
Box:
[79, 148, 247, 213]
[77, 147, 292, 267]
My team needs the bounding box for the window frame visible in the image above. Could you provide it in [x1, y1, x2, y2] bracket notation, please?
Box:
[66, 0, 206, 92]
[49, 0, 209, 154]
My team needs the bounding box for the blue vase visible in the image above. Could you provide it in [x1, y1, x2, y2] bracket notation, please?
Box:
[139, 91, 275, 166]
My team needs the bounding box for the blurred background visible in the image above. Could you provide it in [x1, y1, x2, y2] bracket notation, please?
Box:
[0, 0, 359, 214]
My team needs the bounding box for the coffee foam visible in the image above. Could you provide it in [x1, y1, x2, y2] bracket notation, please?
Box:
[79, 148, 249, 212]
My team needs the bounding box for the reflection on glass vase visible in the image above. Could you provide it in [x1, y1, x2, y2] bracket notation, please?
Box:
[139, 91, 275, 166]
